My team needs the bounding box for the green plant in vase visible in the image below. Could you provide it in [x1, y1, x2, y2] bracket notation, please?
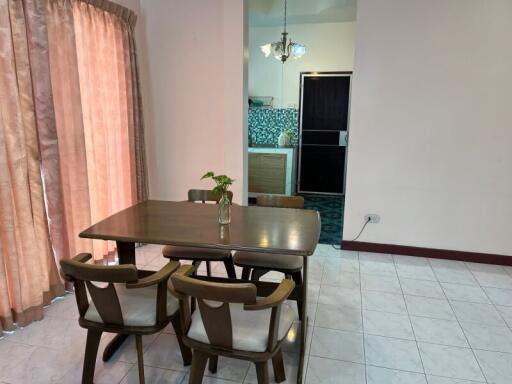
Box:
[201, 171, 235, 224]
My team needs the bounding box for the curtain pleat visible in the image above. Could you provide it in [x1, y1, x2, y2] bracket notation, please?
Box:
[0, 0, 64, 335]
[44, 0, 146, 262]
[46, 0, 93, 260]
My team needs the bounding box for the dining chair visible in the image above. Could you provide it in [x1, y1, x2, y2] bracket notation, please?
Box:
[162, 189, 237, 278]
[170, 265, 297, 384]
[233, 195, 305, 319]
[60, 253, 192, 384]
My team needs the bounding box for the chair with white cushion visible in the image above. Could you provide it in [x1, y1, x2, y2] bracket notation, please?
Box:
[234, 194, 305, 319]
[60, 253, 191, 384]
[162, 189, 237, 278]
[170, 265, 297, 384]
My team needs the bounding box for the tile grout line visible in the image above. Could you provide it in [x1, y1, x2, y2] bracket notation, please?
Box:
[393, 255, 428, 381]
[356, 251, 368, 384]
[466, 264, 512, 332]
[439, 266, 489, 384]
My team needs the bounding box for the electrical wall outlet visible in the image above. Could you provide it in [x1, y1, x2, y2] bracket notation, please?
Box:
[364, 214, 380, 224]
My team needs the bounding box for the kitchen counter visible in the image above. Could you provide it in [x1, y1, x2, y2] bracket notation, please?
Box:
[248, 146, 297, 196]
[249, 144, 297, 149]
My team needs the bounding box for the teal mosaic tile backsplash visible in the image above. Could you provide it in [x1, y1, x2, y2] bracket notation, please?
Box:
[248, 107, 299, 145]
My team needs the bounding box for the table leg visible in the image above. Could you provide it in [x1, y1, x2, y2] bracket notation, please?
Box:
[116, 241, 136, 265]
[297, 256, 308, 384]
[102, 334, 129, 362]
[102, 241, 135, 362]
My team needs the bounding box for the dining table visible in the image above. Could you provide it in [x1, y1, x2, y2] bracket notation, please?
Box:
[80, 199, 321, 383]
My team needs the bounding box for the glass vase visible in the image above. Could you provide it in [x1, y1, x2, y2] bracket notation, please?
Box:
[218, 192, 231, 224]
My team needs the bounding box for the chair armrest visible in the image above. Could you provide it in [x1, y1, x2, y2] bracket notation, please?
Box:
[126, 260, 180, 289]
[73, 253, 93, 264]
[167, 264, 196, 299]
[60, 253, 93, 281]
[244, 278, 295, 311]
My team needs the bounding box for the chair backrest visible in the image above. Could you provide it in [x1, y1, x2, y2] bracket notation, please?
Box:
[60, 253, 138, 326]
[256, 194, 304, 209]
[172, 271, 258, 349]
[188, 189, 234, 204]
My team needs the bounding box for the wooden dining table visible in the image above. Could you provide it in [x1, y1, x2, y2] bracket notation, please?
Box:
[80, 200, 321, 383]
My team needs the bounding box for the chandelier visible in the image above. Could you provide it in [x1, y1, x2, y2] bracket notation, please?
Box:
[260, 0, 306, 63]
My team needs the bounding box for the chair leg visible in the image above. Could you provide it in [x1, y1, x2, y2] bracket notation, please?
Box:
[192, 260, 201, 276]
[292, 271, 303, 321]
[206, 261, 212, 277]
[82, 329, 102, 384]
[208, 355, 218, 374]
[272, 349, 286, 383]
[223, 256, 237, 279]
[251, 268, 268, 281]
[189, 350, 209, 384]
[170, 315, 192, 366]
[255, 361, 269, 384]
[191, 260, 200, 313]
[135, 335, 145, 384]
[241, 267, 251, 280]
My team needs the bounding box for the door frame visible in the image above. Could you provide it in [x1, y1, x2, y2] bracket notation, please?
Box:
[297, 71, 353, 196]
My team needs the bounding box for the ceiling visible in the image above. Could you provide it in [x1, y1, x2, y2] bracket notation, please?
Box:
[248, 0, 357, 27]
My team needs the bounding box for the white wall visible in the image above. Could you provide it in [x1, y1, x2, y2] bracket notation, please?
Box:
[344, 0, 512, 256]
[249, 22, 355, 108]
[138, 0, 248, 203]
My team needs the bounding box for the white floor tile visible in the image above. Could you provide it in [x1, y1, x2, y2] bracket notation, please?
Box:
[306, 356, 365, 384]
[322, 270, 361, 289]
[441, 283, 491, 304]
[460, 322, 512, 353]
[244, 352, 298, 384]
[0, 340, 36, 383]
[426, 375, 485, 384]
[418, 343, 485, 382]
[120, 366, 186, 384]
[360, 253, 397, 276]
[57, 358, 132, 384]
[474, 349, 512, 384]
[364, 334, 423, 373]
[400, 278, 445, 299]
[450, 300, 506, 326]
[496, 305, 512, 327]
[471, 270, 512, 289]
[310, 327, 364, 363]
[430, 263, 478, 285]
[362, 291, 407, 314]
[315, 303, 363, 332]
[98, 333, 159, 364]
[361, 274, 402, 294]
[6, 346, 82, 384]
[318, 286, 361, 309]
[366, 365, 427, 384]
[394, 256, 437, 281]
[410, 316, 468, 347]
[204, 356, 250, 382]
[44, 294, 80, 320]
[363, 310, 414, 340]
[142, 333, 190, 371]
[405, 296, 455, 320]
[483, 287, 512, 307]
[6, 316, 87, 351]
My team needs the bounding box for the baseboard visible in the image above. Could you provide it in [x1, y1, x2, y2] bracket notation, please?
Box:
[341, 241, 512, 266]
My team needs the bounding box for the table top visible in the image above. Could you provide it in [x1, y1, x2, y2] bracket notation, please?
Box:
[80, 200, 321, 256]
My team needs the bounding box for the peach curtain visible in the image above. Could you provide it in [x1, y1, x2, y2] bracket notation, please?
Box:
[45, 0, 148, 261]
[0, 0, 64, 335]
